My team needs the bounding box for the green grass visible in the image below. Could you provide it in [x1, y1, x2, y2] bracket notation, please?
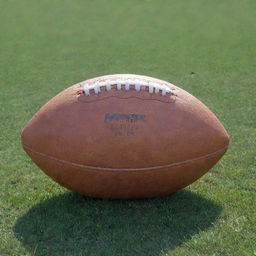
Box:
[0, 0, 255, 255]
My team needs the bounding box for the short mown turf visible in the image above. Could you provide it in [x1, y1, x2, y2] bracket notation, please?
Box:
[0, 1, 255, 255]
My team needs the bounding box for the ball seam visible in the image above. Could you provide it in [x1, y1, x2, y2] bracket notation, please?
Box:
[23, 144, 228, 172]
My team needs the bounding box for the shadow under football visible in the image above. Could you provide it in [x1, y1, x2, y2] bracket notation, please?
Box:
[14, 190, 222, 256]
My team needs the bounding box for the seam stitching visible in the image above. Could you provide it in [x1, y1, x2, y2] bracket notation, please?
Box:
[23, 145, 228, 172]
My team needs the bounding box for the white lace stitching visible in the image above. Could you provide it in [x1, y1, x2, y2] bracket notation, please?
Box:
[82, 79, 173, 96]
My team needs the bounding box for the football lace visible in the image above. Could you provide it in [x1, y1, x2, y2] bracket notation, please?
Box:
[82, 79, 175, 96]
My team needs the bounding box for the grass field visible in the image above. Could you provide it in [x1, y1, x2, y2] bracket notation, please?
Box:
[0, 0, 255, 255]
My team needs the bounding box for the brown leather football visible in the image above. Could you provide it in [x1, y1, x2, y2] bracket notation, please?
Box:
[21, 74, 229, 199]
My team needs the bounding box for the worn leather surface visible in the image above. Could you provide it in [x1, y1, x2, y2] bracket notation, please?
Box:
[21, 74, 229, 198]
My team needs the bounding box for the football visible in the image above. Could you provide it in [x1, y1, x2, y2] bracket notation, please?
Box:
[21, 74, 229, 199]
